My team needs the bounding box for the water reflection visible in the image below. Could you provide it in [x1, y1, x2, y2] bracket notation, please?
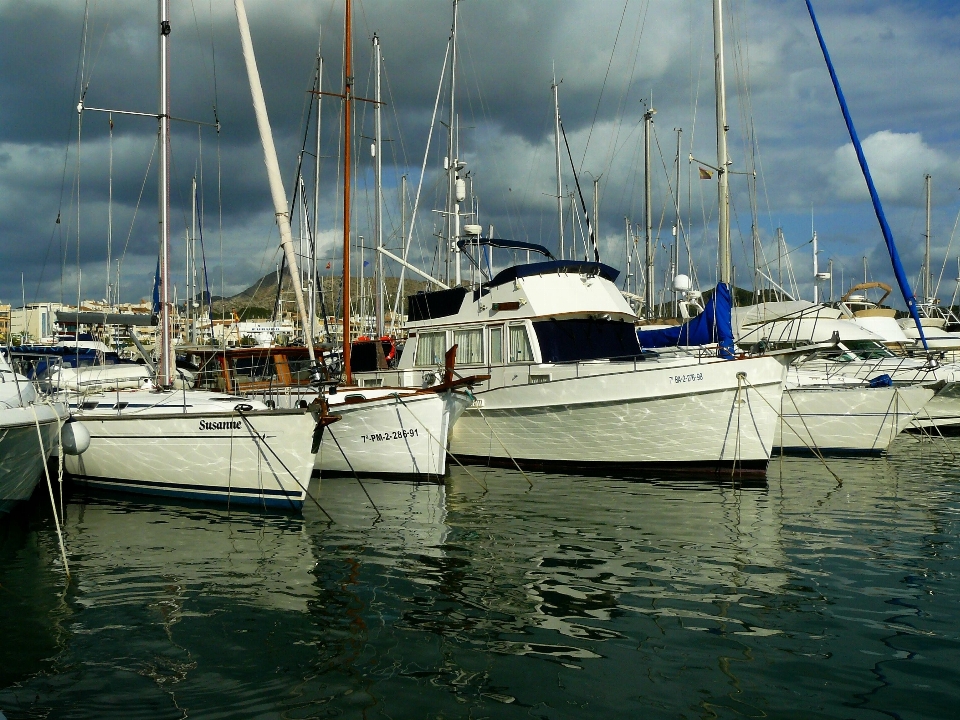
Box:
[0, 440, 958, 718]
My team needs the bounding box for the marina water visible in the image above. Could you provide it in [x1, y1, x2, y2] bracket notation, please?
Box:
[1, 439, 958, 718]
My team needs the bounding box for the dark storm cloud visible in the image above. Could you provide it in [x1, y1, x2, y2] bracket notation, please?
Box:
[2, 0, 959, 307]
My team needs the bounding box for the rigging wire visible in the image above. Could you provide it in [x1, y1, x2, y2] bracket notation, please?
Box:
[579, 0, 631, 171]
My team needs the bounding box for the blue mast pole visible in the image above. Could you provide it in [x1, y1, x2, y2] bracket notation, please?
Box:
[804, 0, 928, 351]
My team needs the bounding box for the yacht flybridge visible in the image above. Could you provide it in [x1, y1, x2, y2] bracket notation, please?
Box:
[354, 241, 786, 478]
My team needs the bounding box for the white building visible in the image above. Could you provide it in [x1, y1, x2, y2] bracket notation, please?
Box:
[10, 302, 62, 344]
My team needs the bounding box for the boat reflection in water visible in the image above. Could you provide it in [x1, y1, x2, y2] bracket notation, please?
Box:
[3, 452, 956, 719]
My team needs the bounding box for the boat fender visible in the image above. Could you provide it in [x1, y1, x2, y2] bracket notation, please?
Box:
[62, 420, 91, 456]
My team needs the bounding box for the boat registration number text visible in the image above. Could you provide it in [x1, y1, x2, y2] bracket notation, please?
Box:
[361, 428, 419, 443]
[670, 372, 704, 384]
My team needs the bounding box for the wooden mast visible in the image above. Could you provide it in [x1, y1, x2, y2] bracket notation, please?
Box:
[342, 0, 353, 383]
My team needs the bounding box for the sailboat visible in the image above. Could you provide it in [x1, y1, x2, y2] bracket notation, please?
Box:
[61, 0, 331, 510]
[0, 353, 68, 515]
[232, 0, 474, 479]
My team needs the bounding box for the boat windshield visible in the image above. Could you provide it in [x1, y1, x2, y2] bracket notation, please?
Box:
[843, 340, 895, 360]
[533, 318, 643, 363]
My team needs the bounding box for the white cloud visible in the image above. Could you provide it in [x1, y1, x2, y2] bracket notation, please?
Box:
[829, 130, 951, 204]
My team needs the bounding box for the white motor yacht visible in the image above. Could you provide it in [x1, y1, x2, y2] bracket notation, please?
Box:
[355, 249, 786, 479]
[778, 368, 936, 454]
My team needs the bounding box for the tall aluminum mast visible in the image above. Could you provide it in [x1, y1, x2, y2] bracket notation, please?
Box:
[341, 0, 354, 379]
[444, 0, 459, 285]
[713, 0, 732, 286]
[552, 73, 564, 258]
[157, 0, 173, 386]
[643, 105, 656, 319]
[924, 173, 932, 301]
[373, 34, 384, 336]
[674, 127, 682, 312]
[311, 38, 323, 345]
[187, 175, 197, 342]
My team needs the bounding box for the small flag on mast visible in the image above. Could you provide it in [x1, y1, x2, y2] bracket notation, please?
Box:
[699, 167, 713, 180]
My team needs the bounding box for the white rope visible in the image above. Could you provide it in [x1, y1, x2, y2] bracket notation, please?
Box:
[31, 405, 69, 577]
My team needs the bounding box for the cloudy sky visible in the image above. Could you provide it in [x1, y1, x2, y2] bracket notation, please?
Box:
[2, 0, 959, 309]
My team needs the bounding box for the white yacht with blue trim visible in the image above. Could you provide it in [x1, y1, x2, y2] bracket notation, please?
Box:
[355, 241, 786, 479]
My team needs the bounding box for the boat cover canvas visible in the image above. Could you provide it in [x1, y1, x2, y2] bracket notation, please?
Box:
[637, 283, 735, 358]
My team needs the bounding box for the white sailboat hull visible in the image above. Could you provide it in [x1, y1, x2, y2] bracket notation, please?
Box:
[0, 403, 65, 515]
[63, 391, 317, 509]
[776, 384, 934, 454]
[911, 382, 960, 430]
[449, 356, 785, 477]
[256, 388, 471, 477]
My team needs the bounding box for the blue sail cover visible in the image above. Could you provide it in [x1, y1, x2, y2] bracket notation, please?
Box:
[152, 257, 161, 315]
[636, 283, 735, 359]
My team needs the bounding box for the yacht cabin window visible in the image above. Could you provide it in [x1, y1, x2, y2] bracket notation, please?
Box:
[489, 326, 503, 365]
[509, 324, 534, 363]
[415, 331, 447, 367]
[453, 328, 483, 365]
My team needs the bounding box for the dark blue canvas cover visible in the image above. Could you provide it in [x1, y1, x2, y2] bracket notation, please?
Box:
[636, 283, 735, 358]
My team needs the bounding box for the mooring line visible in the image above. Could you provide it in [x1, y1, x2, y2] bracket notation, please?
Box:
[235, 409, 333, 521]
[393, 393, 487, 492]
[470, 395, 533, 488]
[745, 377, 843, 486]
[31, 406, 69, 578]
[326, 425, 382, 521]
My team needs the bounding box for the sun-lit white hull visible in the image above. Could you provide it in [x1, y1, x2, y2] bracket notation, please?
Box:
[63, 390, 317, 509]
[776, 383, 934, 454]
[798, 357, 960, 430]
[449, 355, 785, 477]
[0, 403, 66, 515]
[253, 387, 472, 477]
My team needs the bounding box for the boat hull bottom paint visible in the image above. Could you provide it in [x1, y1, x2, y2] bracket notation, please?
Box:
[64, 409, 316, 511]
[455, 454, 770, 482]
[73, 476, 304, 510]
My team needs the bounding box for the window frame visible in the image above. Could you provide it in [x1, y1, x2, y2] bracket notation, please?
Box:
[507, 322, 535, 364]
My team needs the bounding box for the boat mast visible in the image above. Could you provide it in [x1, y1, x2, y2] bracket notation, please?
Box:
[643, 105, 656, 319]
[373, 34, 384, 337]
[342, 0, 354, 381]
[812, 230, 819, 304]
[158, 0, 173, 387]
[674, 127, 682, 314]
[552, 72, 564, 259]
[713, 0, 732, 287]
[234, 0, 316, 363]
[445, 0, 459, 286]
[188, 175, 197, 342]
[924, 173, 932, 302]
[311, 38, 323, 347]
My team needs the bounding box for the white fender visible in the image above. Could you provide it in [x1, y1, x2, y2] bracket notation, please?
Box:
[62, 420, 91, 455]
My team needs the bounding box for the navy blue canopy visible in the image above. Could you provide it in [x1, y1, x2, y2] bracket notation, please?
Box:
[487, 260, 620, 289]
[457, 237, 555, 260]
[636, 283, 735, 359]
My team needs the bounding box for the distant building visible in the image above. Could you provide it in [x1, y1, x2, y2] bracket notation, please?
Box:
[0, 304, 10, 342]
[10, 302, 62, 344]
